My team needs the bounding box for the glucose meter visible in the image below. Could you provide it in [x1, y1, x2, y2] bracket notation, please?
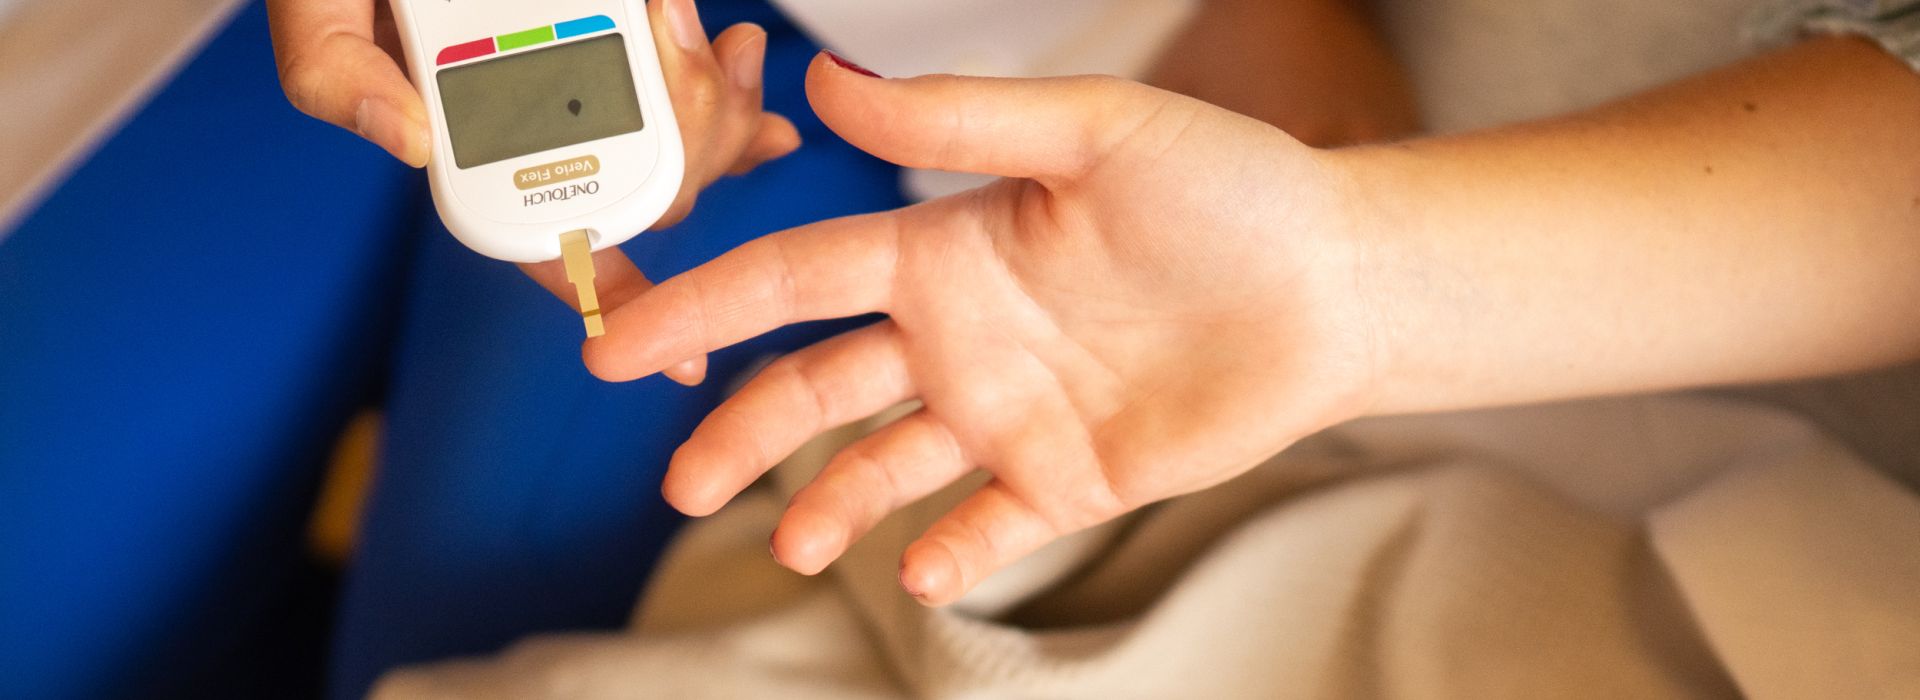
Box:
[389, 0, 684, 265]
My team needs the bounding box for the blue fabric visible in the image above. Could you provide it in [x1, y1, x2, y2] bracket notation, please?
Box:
[0, 2, 903, 698]
[328, 1, 903, 695]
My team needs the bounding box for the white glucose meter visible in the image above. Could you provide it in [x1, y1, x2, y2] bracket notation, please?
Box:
[390, 0, 684, 263]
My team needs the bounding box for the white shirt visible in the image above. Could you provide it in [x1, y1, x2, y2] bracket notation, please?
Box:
[770, 0, 1195, 80]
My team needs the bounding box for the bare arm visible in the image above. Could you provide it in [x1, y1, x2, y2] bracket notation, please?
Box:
[1351, 36, 1920, 414]
[584, 38, 1920, 604]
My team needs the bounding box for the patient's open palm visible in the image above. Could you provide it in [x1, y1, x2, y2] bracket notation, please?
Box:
[588, 56, 1383, 605]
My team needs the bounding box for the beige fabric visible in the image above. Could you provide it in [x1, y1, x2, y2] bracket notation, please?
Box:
[1375, 0, 1754, 136]
[1722, 364, 1920, 491]
[1651, 448, 1920, 698]
[373, 395, 1920, 698]
[0, 0, 243, 233]
[768, 0, 1195, 80]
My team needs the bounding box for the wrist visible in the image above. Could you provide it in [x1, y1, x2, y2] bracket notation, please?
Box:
[1318, 143, 1429, 420]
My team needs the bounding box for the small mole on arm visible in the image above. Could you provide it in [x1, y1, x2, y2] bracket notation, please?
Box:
[1703, 165, 1714, 175]
[1742, 101, 1758, 113]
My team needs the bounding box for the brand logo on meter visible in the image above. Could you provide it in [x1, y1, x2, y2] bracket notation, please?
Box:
[524, 180, 601, 207]
[516, 154, 603, 207]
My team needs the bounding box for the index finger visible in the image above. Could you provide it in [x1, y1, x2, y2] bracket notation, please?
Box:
[266, 0, 429, 166]
[582, 210, 905, 382]
[519, 248, 709, 386]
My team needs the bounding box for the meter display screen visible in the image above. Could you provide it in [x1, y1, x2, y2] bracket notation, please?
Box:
[436, 34, 645, 169]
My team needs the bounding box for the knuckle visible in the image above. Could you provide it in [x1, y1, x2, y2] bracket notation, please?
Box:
[1078, 475, 1130, 520]
[846, 446, 906, 503]
[1014, 479, 1090, 534]
[923, 517, 983, 571]
[823, 450, 888, 507]
[776, 355, 839, 427]
[766, 354, 818, 402]
[708, 402, 773, 467]
[277, 53, 331, 119]
[682, 74, 725, 114]
[828, 447, 881, 482]
[948, 513, 1003, 566]
[1075, 73, 1135, 96]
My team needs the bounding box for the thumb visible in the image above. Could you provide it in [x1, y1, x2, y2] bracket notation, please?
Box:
[268, 0, 430, 167]
[804, 52, 1160, 185]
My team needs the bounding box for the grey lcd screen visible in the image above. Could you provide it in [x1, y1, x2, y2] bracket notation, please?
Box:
[436, 34, 645, 169]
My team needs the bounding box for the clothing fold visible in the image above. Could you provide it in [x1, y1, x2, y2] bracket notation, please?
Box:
[375, 394, 1918, 699]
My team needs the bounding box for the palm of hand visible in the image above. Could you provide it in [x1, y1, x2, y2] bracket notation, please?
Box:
[590, 68, 1382, 605]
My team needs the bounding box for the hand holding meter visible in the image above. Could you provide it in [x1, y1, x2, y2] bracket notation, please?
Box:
[389, 0, 685, 335]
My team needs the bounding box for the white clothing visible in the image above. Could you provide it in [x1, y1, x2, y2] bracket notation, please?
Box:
[375, 394, 1920, 698]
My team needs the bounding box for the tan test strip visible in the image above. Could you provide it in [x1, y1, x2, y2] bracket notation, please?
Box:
[559, 230, 605, 338]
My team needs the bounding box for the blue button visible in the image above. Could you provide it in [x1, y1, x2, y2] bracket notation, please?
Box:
[554, 15, 616, 39]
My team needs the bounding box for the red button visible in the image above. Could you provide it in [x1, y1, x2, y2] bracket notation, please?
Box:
[437, 38, 496, 66]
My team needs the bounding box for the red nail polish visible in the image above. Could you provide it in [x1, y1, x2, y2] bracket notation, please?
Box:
[823, 50, 881, 78]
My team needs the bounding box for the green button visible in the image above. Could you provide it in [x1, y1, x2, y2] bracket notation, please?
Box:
[496, 25, 555, 51]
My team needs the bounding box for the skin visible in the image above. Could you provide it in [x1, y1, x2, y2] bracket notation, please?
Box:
[265, 0, 800, 385]
[1347, 36, 1920, 413]
[583, 37, 1920, 607]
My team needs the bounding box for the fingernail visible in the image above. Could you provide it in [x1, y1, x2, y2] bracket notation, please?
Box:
[900, 567, 933, 603]
[356, 98, 429, 168]
[664, 0, 706, 52]
[730, 30, 766, 90]
[823, 50, 881, 78]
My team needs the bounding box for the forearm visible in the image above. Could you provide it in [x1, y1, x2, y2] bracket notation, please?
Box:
[1340, 36, 1920, 415]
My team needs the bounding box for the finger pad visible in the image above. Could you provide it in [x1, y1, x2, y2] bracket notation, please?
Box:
[660, 463, 726, 517]
[771, 510, 839, 575]
[899, 540, 961, 605]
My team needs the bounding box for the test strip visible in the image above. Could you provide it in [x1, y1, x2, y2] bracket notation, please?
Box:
[560, 230, 605, 338]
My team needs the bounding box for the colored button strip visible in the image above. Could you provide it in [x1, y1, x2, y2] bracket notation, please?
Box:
[436, 15, 617, 66]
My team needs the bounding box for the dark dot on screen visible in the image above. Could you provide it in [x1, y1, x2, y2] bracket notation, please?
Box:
[568, 99, 583, 116]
